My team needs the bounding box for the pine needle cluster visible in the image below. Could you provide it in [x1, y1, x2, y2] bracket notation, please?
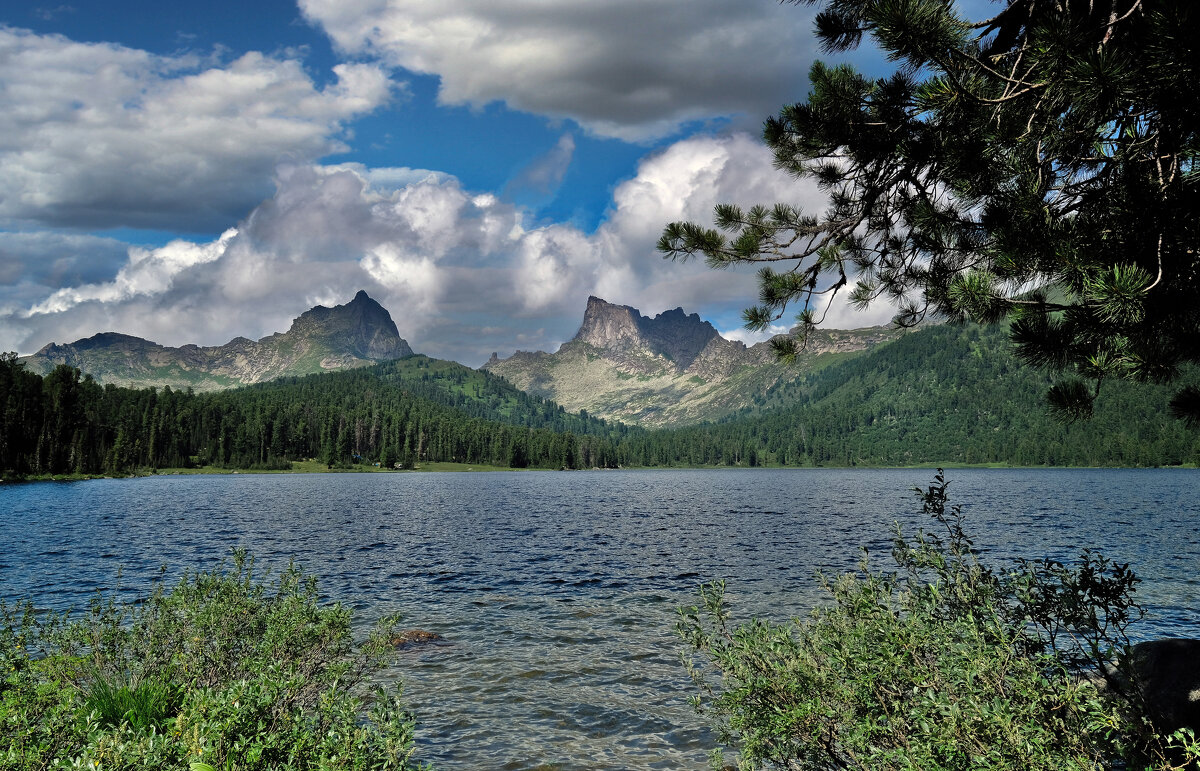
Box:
[659, 0, 1199, 423]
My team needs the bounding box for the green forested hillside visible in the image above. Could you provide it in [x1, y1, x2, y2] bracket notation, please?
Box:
[0, 354, 633, 477]
[624, 324, 1200, 467]
[351, 355, 619, 432]
[3, 323, 1197, 480]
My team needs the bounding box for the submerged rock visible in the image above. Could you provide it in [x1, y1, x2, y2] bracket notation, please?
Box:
[389, 629, 444, 649]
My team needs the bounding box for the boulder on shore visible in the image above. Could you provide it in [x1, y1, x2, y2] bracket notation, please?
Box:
[1132, 638, 1200, 736]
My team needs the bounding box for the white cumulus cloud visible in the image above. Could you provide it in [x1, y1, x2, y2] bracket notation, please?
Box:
[299, 0, 820, 140]
[1, 132, 894, 365]
[28, 229, 238, 314]
[0, 27, 395, 231]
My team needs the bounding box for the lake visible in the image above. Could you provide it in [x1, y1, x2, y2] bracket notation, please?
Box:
[2, 468, 1197, 770]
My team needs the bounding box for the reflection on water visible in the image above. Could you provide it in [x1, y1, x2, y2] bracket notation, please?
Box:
[2, 468, 1197, 769]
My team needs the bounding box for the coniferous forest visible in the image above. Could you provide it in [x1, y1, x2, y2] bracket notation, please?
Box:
[4, 322, 1198, 479]
[0, 353, 632, 477]
[632, 324, 1200, 468]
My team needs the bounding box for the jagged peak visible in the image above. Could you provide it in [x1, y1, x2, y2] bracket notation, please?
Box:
[568, 296, 727, 373]
[82, 331, 145, 343]
[296, 290, 384, 319]
[649, 305, 714, 333]
[286, 291, 412, 359]
[574, 297, 641, 347]
[578, 297, 713, 332]
[580, 295, 636, 321]
[46, 332, 160, 352]
[291, 290, 397, 330]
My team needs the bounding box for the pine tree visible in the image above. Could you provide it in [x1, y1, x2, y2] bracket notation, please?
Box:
[660, 0, 1199, 423]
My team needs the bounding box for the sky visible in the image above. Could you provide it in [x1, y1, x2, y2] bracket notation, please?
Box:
[0, 0, 938, 366]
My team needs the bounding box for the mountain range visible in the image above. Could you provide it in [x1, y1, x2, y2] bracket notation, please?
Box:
[20, 291, 413, 391]
[483, 296, 902, 427]
[8, 292, 1197, 474]
[19, 292, 907, 429]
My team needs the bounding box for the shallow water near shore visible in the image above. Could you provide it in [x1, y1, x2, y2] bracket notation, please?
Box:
[3, 468, 1198, 769]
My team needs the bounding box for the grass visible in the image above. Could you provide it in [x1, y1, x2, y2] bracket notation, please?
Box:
[83, 676, 179, 731]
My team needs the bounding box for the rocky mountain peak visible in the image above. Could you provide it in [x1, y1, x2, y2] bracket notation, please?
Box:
[573, 296, 644, 350]
[288, 290, 413, 360]
[638, 305, 724, 367]
[571, 296, 725, 370]
[20, 290, 414, 391]
[37, 332, 150, 354]
[484, 295, 906, 427]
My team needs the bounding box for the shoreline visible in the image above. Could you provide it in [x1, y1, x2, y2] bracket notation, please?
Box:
[4, 459, 1195, 483]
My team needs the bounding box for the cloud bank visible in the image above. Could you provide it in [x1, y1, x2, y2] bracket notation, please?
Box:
[0, 26, 394, 231]
[3, 131, 899, 365]
[299, 0, 820, 140]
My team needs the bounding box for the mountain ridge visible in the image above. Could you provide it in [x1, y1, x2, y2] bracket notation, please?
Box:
[483, 296, 903, 427]
[20, 290, 414, 391]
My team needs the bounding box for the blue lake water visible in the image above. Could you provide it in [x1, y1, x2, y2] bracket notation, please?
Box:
[2, 468, 1197, 769]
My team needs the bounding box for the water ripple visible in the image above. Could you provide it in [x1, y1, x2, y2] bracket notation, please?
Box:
[2, 468, 1198, 769]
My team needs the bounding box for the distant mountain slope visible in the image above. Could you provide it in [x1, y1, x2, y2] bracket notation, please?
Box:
[7, 318, 1196, 478]
[626, 322, 1200, 468]
[269, 354, 636, 438]
[483, 296, 902, 427]
[20, 291, 413, 391]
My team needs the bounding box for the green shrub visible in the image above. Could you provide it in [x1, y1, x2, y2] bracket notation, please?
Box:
[678, 471, 1198, 770]
[0, 551, 423, 770]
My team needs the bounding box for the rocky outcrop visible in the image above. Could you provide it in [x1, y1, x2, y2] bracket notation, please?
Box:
[1132, 638, 1200, 736]
[283, 290, 412, 361]
[484, 296, 903, 427]
[568, 296, 769, 379]
[573, 296, 651, 352]
[21, 291, 414, 391]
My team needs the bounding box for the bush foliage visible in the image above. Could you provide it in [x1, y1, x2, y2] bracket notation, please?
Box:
[0, 552, 422, 770]
[678, 471, 1198, 770]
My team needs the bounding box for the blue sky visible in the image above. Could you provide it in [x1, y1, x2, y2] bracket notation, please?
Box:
[0, 0, 928, 365]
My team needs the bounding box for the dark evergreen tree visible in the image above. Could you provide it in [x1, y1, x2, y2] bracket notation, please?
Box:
[660, 0, 1199, 422]
[6, 322, 1197, 479]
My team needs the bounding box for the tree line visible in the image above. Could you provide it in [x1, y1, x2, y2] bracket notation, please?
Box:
[0, 354, 628, 477]
[625, 325, 1200, 468]
[4, 323, 1198, 479]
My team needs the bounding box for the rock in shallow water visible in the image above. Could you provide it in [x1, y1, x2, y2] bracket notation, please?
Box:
[389, 629, 444, 649]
